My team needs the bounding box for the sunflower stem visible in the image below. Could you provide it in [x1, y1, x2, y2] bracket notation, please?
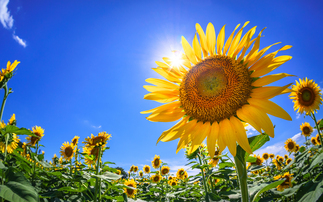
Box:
[32, 142, 39, 185]
[0, 84, 9, 122]
[234, 155, 249, 202]
[94, 146, 102, 202]
[0, 133, 9, 202]
[312, 112, 323, 148]
[197, 148, 209, 202]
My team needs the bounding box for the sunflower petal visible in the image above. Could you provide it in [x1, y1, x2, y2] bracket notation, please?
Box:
[224, 24, 240, 55]
[252, 73, 295, 87]
[217, 25, 226, 55]
[207, 122, 219, 158]
[206, 23, 216, 56]
[230, 117, 253, 154]
[147, 108, 185, 122]
[152, 68, 182, 83]
[193, 34, 202, 61]
[196, 23, 208, 58]
[219, 119, 237, 156]
[236, 107, 262, 134]
[234, 26, 257, 59]
[189, 122, 210, 154]
[157, 117, 188, 143]
[251, 83, 292, 100]
[162, 118, 196, 142]
[182, 36, 197, 65]
[228, 21, 250, 56]
[141, 101, 181, 114]
[145, 78, 179, 89]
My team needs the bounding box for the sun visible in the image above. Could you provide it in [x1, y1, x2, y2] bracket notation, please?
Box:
[142, 22, 292, 157]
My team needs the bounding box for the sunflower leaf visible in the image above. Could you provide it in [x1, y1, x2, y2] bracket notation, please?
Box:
[245, 133, 270, 160]
[251, 180, 285, 202]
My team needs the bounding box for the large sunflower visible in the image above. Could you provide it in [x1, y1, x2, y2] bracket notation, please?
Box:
[60, 142, 75, 161]
[82, 132, 111, 148]
[284, 138, 296, 152]
[151, 155, 161, 169]
[142, 22, 292, 157]
[0, 133, 20, 153]
[83, 146, 100, 166]
[300, 122, 313, 137]
[290, 78, 322, 115]
[26, 126, 44, 146]
[124, 179, 137, 198]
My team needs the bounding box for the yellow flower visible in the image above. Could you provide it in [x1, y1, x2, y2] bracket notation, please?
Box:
[143, 165, 150, 174]
[139, 170, 143, 177]
[284, 138, 296, 152]
[1, 60, 20, 76]
[117, 170, 121, 175]
[168, 179, 178, 186]
[290, 78, 322, 115]
[83, 146, 100, 166]
[262, 153, 269, 160]
[248, 154, 264, 167]
[286, 158, 292, 165]
[151, 155, 161, 169]
[151, 174, 162, 183]
[208, 147, 221, 167]
[300, 122, 313, 137]
[8, 114, 15, 125]
[278, 156, 284, 163]
[168, 176, 173, 180]
[176, 168, 187, 180]
[295, 144, 300, 152]
[272, 159, 282, 170]
[0, 133, 20, 153]
[52, 154, 58, 165]
[274, 172, 293, 191]
[82, 132, 111, 148]
[269, 153, 275, 159]
[142, 22, 292, 157]
[133, 166, 138, 172]
[316, 134, 321, 145]
[284, 154, 289, 159]
[124, 179, 137, 198]
[60, 142, 75, 161]
[26, 126, 44, 146]
[161, 166, 170, 175]
[311, 137, 317, 145]
[71, 136, 80, 146]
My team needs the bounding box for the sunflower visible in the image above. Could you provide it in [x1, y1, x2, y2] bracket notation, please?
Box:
[83, 146, 100, 166]
[317, 119, 323, 130]
[71, 136, 80, 146]
[278, 156, 284, 163]
[1, 60, 19, 77]
[284, 154, 289, 159]
[124, 179, 137, 198]
[82, 132, 111, 148]
[208, 147, 221, 167]
[295, 145, 300, 152]
[142, 22, 292, 157]
[130, 165, 134, 172]
[269, 153, 275, 159]
[316, 134, 321, 145]
[26, 126, 44, 146]
[151, 155, 161, 169]
[151, 174, 162, 183]
[286, 158, 292, 165]
[300, 122, 313, 137]
[311, 137, 317, 145]
[161, 166, 170, 175]
[168, 179, 178, 186]
[52, 154, 58, 165]
[60, 142, 75, 161]
[272, 159, 282, 170]
[176, 168, 187, 180]
[8, 114, 15, 125]
[117, 170, 121, 175]
[262, 153, 269, 160]
[168, 176, 173, 180]
[248, 154, 264, 167]
[133, 166, 138, 172]
[139, 170, 143, 177]
[0, 133, 20, 153]
[274, 172, 293, 191]
[284, 138, 296, 152]
[290, 78, 322, 115]
[143, 165, 150, 174]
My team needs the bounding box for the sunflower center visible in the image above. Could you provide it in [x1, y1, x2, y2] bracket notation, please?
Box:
[154, 159, 159, 166]
[65, 146, 73, 157]
[287, 142, 294, 150]
[263, 154, 268, 159]
[154, 176, 159, 181]
[299, 87, 315, 106]
[303, 126, 310, 134]
[127, 184, 134, 195]
[256, 158, 262, 165]
[179, 55, 252, 123]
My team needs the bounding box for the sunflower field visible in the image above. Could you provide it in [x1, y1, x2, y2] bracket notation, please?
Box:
[1, 22, 323, 202]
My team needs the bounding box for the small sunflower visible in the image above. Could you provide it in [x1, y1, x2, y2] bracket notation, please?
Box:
[82, 132, 111, 148]
[290, 78, 322, 115]
[139, 170, 143, 177]
[317, 119, 323, 130]
[161, 166, 170, 175]
[52, 154, 58, 165]
[142, 22, 293, 157]
[311, 137, 317, 145]
[151, 155, 161, 169]
[83, 146, 100, 166]
[0, 133, 20, 153]
[133, 166, 138, 172]
[284, 138, 296, 152]
[60, 142, 75, 161]
[248, 155, 264, 167]
[208, 147, 221, 167]
[1, 60, 19, 77]
[71, 136, 80, 146]
[262, 153, 269, 160]
[278, 156, 284, 163]
[143, 165, 150, 174]
[8, 114, 15, 125]
[269, 153, 275, 159]
[295, 145, 300, 152]
[26, 126, 45, 146]
[284, 154, 289, 159]
[272, 159, 282, 170]
[176, 168, 187, 180]
[286, 158, 292, 165]
[168, 176, 173, 180]
[117, 170, 121, 175]
[151, 174, 162, 183]
[168, 179, 178, 186]
[124, 179, 137, 198]
[316, 134, 321, 145]
[274, 172, 293, 191]
[130, 165, 134, 172]
[300, 122, 313, 137]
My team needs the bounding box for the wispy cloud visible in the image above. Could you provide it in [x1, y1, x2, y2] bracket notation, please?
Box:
[0, 0, 26, 47]
[83, 120, 102, 129]
[296, 113, 301, 119]
[291, 132, 302, 142]
[246, 124, 256, 137]
[0, 0, 13, 29]
[254, 142, 286, 157]
[13, 33, 26, 47]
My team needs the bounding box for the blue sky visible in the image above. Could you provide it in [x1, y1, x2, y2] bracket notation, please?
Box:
[1, 0, 323, 175]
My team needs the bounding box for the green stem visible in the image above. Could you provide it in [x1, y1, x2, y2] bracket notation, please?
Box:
[1, 134, 9, 202]
[0, 84, 9, 122]
[94, 146, 102, 202]
[234, 156, 249, 202]
[32, 142, 39, 185]
[312, 112, 323, 148]
[197, 149, 209, 202]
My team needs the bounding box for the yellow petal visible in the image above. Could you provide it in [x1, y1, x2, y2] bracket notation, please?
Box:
[147, 108, 185, 122]
[251, 83, 292, 100]
[193, 34, 202, 61]
[224, 24, 240, 55]
[248, 98, 292, 121]
[196, 23, 208, 58]
[230, 117, 253, 154]
[152, 68, 182, 83]
[219, 119, 236, 156]
[161, 117, 195, 142]
[248, 42, 281, 69]
[252, 73, 295, 87]
[157, 116, 188, 143]
[228, 21, 250, 56]
[207, 122, 219, 158]
[182, 36, 197, 65]
[236, 107, 262, 134]
[189, 122, 210, 154]
[155, 61, 169, 68]
[244, 28, 266, 64]
[141, 101, 180, 114]
[145, 78, 179, 89]
[176, 120, 200, 153]
[143, 85, 176, 93]
[234, 26, 256, 59]
[216, 25, 226, 55]
[206, 23, 216, 56]
[143, 91, 178, 103]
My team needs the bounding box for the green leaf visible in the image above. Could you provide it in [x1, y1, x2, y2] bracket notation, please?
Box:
[248, 165, 265, 172]
[0, 160, 7, 170]
[246, 156, 257, 163]
[251, 180, 284, 202]
[308, 152, 323, 171]
[218, 162, 235, 169]
[296, 174, 323, 201]
[299, 146, 306, 153]
[245, 134, 270, 160]
[91, 171, 122, 181]
[3, 125, 35, 136]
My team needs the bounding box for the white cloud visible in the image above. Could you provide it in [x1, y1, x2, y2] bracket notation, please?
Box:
[0, 0, 13, 29]
[246, 124, 256, 137]
[13, 34, 26, 47]
[83, 120, 101, 129]
[162, 155, 200, 176]
[296, 113, 301, 119]
[91, 125, 101, 129]
[291, 132, 302, 142]
[254, 142, 286, 157]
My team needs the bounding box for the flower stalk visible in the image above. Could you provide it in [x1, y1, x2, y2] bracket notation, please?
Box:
[94, 146, 102, 202]
[311, 112, 323, 148]
[197, 148, 209, 202]
[0, 84, 9, 122]
[234, 155, 249, 202]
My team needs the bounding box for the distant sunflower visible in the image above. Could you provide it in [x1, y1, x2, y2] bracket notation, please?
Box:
[316, 134, 321, 145]
[284, 138, 296, 152]
[269, 154, 275, 159]
[278, 156, 284, 163]
[286, 158, 292, 165]
[117, 170, 121, 175]
[26, 126, 45, 146]
[71, 136, 80, 146]
[311, 137, 317, 145]
[8, 114, 15, 125]
[83, 146, 100, 166]
[124, 179, 137, 198]
[52, 154, 58, 165]
[284, 154, 288, 159]
[133, 166, 138, 172]
[208, 147, 221, 167]
[262, 153, 269, 160]
[143, 165, 150, 174]
[274, 172, 293, 191]
[60, 142, 75, 161]
[151, 174, 162, 183]
[142, 22, 293, 157]
[248, 155, 264, 167]
[176, 168, 187, 180]
[168, 176, 173, 180]
[82, 132, 111, 148]
[295, 145, 300, 152]
[168, 179, 177, 186]
[151, 155, 161, 169]
[130, 165, 134, 172]
[300, 122, 313, 137]
[161, 166, 170, 175]
[139, 170, 143, 177]
[1, 60, 19, 76]
[290, 78, 322, 115]
[272, 159, 282, 170]
[0, 133, 20, 153]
